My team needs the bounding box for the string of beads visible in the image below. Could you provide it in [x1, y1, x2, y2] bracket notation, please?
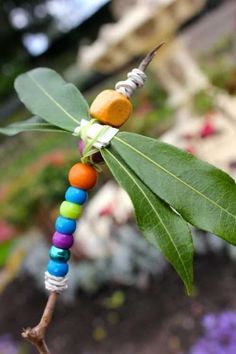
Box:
[45, 162, 97, 293]
[44, 46, 161, 293]
[45, 68, 145, 293]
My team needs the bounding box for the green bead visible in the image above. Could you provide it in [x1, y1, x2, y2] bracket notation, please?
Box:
[60, 201, 81, 219]
[49, 245, 70, 262]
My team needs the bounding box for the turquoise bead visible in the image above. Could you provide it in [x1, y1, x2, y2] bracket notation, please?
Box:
[55, 216, 76, 234]
[49, 245, 70, 262]
[47, 260, 68, 277]
[65, 186, 88, 205]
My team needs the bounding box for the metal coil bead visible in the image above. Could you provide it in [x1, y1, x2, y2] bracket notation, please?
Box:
[45, 271, 68, 292]
[115, 68, 147, 98]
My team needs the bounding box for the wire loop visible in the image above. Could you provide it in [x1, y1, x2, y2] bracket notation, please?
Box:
[45, 271, 68, 293]
[115, 68, 147, 97]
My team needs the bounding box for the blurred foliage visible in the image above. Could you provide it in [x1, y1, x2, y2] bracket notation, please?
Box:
[0, 62, 27, 103]
[193, 90, 215, 116]
[1, 148, 78, 229]
[203, 61, 235, 93]
[211, 35, 234, 57]
[0, 0, 113, 103]
[200, 34, 236, 95]
[0, 240, 14, 266]
[93, 326, 107, 342]
[124, 70, 174, 137]
[102, 290, 125, 309]
[211, 65, 236, 96]
[0, 132, 73, 182]
[226, 69, 236, 96]
[0, 0, 50, 102]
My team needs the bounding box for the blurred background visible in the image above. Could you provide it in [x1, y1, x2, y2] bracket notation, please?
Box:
[1, 0, 236, 353]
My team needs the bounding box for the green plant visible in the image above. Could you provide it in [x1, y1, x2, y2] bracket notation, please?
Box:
[201, 59, 236, 95]
[193, 90, 215, 115]
[1, 67, 236, 295]
[2, 151, 77, 230]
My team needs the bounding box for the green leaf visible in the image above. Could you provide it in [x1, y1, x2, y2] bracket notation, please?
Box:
[111, 132, 236, 245]
[0, 116, 69, 136]
[102, 147, 193, 294]
[14, 68, 90, 131]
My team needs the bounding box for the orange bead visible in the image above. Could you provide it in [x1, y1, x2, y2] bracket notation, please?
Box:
[89, 89, 132, 127]
[68, 163, 97, 190]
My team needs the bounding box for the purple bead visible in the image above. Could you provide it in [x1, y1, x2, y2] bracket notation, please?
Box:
[52, 231, 74, 249]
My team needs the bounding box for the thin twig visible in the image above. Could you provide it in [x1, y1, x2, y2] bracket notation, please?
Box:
[22, 291, 58, 354]
[138, 42, 165, 72]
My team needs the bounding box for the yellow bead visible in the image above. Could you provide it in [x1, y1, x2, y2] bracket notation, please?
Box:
[89, 90, 132, 127]
[60, 201, 81, 219]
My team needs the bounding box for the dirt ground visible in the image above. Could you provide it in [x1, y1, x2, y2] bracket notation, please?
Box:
[1, 253, 236, 354]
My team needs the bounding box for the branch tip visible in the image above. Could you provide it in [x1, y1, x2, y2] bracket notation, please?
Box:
[138, 42, 165, 72]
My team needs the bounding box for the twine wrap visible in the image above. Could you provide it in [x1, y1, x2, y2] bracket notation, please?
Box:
[115, 68, 147, 97]
[73, 119, 119, 149]
[45, 271, 68, 293]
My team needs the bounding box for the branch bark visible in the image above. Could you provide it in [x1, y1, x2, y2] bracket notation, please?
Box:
[22, 291, 58, 354]
[138, 42, 165, 72]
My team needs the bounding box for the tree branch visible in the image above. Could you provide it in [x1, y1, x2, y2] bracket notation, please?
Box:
[20, 45, 165, 354]
[22, 291, 58, 354]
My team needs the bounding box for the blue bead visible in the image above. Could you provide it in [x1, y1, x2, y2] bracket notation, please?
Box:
[55, 216, 76, 235]
[65, 186, 88, 205]
[49, 246, 70, 262]
[47, 260, 69, 277]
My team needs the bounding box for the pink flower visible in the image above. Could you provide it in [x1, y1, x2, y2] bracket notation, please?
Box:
[0, 221, 16, 243]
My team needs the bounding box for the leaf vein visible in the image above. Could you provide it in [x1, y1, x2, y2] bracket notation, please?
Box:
[114, 136, 236, 222]
[105, 148, 191, 285]
[28, 73, 80, 125]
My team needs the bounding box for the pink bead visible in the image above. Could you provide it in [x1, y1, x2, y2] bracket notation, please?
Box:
[78, 140, 85, 155]
[52, 231, 74, 249]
